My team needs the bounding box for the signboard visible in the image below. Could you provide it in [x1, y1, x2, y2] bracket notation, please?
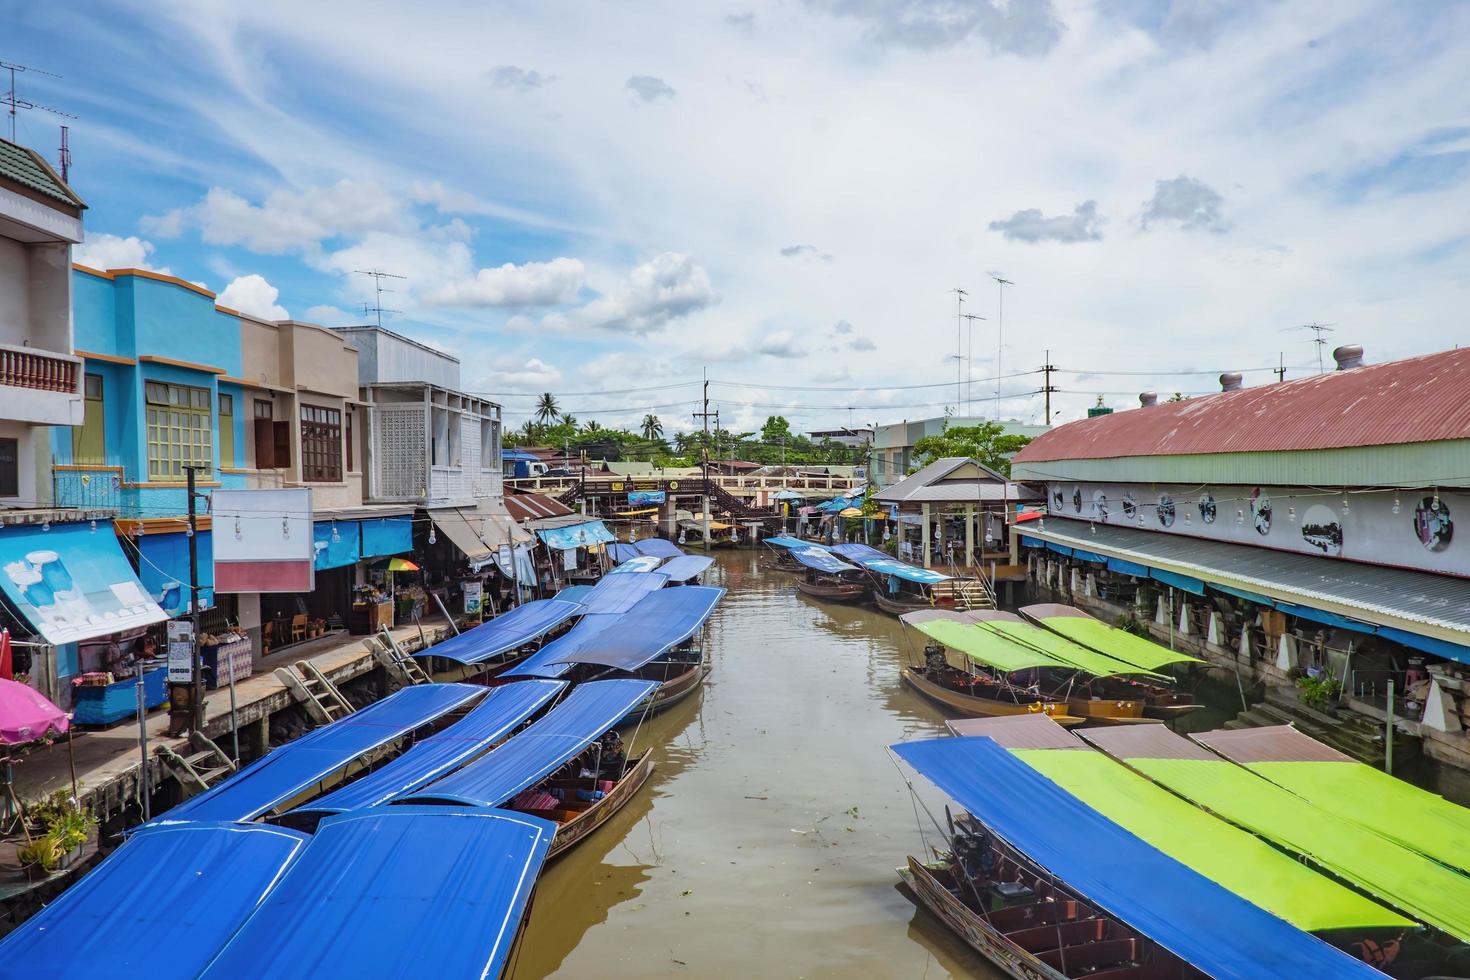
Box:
[629, 490, 666, 506]
[212, 488, 316, 593]
[0, 519, 167, 645]
[463, 581, 483, 616]
[167, 620, 194, 682]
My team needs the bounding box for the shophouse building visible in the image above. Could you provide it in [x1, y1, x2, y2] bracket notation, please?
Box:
[870, 416, 1048, 488]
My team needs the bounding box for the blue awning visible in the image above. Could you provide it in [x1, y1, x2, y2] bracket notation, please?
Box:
[1273, 600, 1378, 636]
[579, 571, 670, 615]
[0, 519, 167, 647]
[290, 680, 567, 819]
[502, 449, 541, 462]
[547, 586, 726, 672]
[659, 554, 714, 583]
[536, 519, 615, 550]
[863, 559, 952, 584]
[197, 807, 555, 980]
[153, 685, 484, 824]
[1376, 626, 1470, 665]
[633, 538, 684, 559]
[1018, 533, 1043, 548]
[137, 529, 216, 616]
[892, 736, 1382, 980]
[360, 516, 413, 558]
[497, 612, 624, 680]
[791, 546, 859, 574]
[405, 679, 659, 808]
[763, 535, 824, 550]
[831, 542, 889, 564]
[1106, 556, 1151, 577]
[416, 599, 583, 665]
[313, 520, 360, 570]
[1211, 583, 1276, 607]
[1151, 568, 1206, 596]
[607, 543, 644, 564]
[0, 822, 307, 980]
[1045, 541, 1074, 557]
[608, 555, 663, 574]
[1069, 547, 1108, 564]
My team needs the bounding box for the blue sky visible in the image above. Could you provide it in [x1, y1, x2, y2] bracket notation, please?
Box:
[9, 0, 1470, 434]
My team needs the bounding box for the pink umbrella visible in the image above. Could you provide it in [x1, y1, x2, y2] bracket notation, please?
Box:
[0, 678, 69, 745]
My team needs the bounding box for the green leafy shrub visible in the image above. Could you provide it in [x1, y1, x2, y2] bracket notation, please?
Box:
[1296, 674, 1343, 709]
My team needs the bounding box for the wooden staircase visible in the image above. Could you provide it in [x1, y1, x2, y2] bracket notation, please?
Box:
[157, 732, 237, 797]
[934, 577, 995, 611]
[369, 627, 433, 687]
[1222, 687, 1420, 772]
[273, 660, 355, 727]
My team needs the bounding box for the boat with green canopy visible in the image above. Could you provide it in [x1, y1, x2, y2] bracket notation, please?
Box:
[1194, 724, 1470, 876]
[1083, 724, 1470, 948]
[1020, 603, 1202, 673]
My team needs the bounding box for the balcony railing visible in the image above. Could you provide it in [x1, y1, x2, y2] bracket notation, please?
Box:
[0, 344, 81, 394]
[53, 466, 123, 510]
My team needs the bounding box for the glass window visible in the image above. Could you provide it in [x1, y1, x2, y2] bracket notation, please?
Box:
[254, 398, 273, 419]
[300, 404, 343, 483]
[74, 374, 106, 464]
[145, 382, 212, 481]
[345, 410, 354, 472]
[0, 438, 17, 497]
[219, 392, 235, 468]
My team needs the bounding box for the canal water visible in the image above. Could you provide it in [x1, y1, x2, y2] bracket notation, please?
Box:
[512, 549, 1003, 979]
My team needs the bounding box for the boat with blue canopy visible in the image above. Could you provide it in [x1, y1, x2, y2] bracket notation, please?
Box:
[404, 678, 660, 858]
[0, 822, 308, 980]
[760, 534, 826, 572]
[414, 598, 583, 669]
[829, 542, 976, 614]
[607, 542, 644, 564]
[658, 554, 714, 584]
[633, 538, 684, 559]
[789, 546, 868, 602]
[280, 679, 567, 828]
[197, 806, 555, 980]
[151, 684, 486, 825]
[891, 735, 1384, 980]
[608, 554, 664, 574]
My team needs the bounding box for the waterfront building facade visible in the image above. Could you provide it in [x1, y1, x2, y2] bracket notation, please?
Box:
[870, 416, 1049, 488]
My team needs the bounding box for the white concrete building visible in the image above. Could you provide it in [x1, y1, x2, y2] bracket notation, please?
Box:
[0, 138, 85, 507]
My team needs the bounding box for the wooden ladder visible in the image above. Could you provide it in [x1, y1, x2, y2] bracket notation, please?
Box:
[273, 660, 355, 727]
[157, 732, 237, 797]
[934, 578, 995, 611]
[371, 627, 432, 686]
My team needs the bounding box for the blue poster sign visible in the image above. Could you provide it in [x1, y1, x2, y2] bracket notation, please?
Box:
[0, 520, 167, 645]
[629, 491, 666, 506]
[137, 530, 215, 616]
[536, 521, 616, 550]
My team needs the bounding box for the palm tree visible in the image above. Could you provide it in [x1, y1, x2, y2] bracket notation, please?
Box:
[641, 414, 664, 440]
[534, 392, 561, 424]
[583, 419, 602, 434]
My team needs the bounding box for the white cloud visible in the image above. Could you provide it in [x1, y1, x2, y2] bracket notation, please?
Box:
[74, 233, 170, 274]
[217, 274, 288, 319]
[303, 304, 357, 326]
[780, 243, 833, 261]
[754, 330, 808, 358]
[809, 0, 1065, 56]
[1140, 176, 1228, 233]
[626, 75, 676, 101]
[144, 179, 407, 254]
[832, 319, 854, 334]
[990, 200, 1105, 243]
[477, 357, 563, 388]
[848, 336, 877, 351]
[487, 65, 555, 92]
[425, 257, 585, 307]
[542, 253, 716, 334]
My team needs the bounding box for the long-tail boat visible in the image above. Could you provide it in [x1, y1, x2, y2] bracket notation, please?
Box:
[760, 534, 820, 573]
[790, 545, 869, 601]
[831, 542, 971, 614]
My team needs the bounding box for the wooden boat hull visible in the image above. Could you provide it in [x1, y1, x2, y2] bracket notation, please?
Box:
[872, 590, 941, 615]
[901, 667, 1082, 726]
[796, 579, 869, 602]
[620, 658, 709, 724]
[541, 752, 656, 860]
[1065, 698, 1159, 726]
[760, 558, 800, 574]
[1142, 702, 1202, 720]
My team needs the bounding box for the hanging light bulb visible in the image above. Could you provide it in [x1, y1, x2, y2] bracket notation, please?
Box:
[1090, 521, 1096, 534]
[136, 523, 145, 538]
[1340, 496, 1350, 516]
[1392, 495, 1401, 515]
[428, 525, 437, 545]
[282, 517, 290, 537]
[41, 519, 50, 532]
[1288, 504, 1296, 522]
[89, 519, 97, 533]
[235, 518, 243, 539]
[1433, 491, 1440, 508]
[185, 526, 194, 538]
[1184, 511, 1191, 525]
[1235, 508, 1244, 525]
[331, 523, 341, 544]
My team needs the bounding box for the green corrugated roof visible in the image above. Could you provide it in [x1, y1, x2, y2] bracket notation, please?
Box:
[0, 138, 82, 207]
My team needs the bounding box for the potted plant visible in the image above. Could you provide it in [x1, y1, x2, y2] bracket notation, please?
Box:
[19, 791, 96, 877]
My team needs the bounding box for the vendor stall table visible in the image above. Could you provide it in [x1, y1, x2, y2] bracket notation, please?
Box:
[72, 666, 167, 727]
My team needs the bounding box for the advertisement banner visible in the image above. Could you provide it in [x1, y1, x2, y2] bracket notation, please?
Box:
[463, 581, 483, 616]
[166, 619, 194, 683]
[0, 520, 167, 646]
[629, 490, 666, 506]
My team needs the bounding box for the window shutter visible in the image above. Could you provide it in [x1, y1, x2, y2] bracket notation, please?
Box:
[273, 420, 292, 469]
[254, 417, 275, 468]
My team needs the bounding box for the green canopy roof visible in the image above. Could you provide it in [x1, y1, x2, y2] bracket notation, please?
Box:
[981, 620, 1167, 680]
[1033, 614, 1201, 671]
[1015, 749, 1410, 933]
[909, 619, 1065, 674]
[1120, 756, 1470, 943]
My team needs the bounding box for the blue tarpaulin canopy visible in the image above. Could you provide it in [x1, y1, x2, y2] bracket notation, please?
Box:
[1211, 583, 1277, 607]
[0, 822, 308, 980]
[658, 554, 714, 583]
[536, 520, 616, 550]
[1045, 541, 1074, 557]
[289, 680, 566, 819]
[762, 535, 824, 550]
[633, 538, 684, 559]
[546, 586, 725, 671]
[1273, 600, 1378, 636]
[360, 516, 413, 558]
[607, 543, 644, 564]
[608, 555, 663, 574]
[154, 685, 484, 824]
[579, 571, 670, 614]
[790, 546, 859, 574]
[831, 543, 890, 564]
[891, 736, 1380, 980]
[416, 599, 582, 665]
[555, 584, 595, 603]
[1106, 556, 1151, 577]
[405, 679, 659, 808]
[1151, 568, 1207, 596]
[1070, 547, 1109, 564]
[197, 807, 554, 980]
[313, 520, 360, 570]
[863, 558, 953, 584]
[496, 612, 624, 680]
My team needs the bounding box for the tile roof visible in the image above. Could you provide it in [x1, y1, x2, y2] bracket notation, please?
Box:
[873, 456, 1039, 504]
[0, 137, 83, 208]
[1014, 347, 1470, 463]
[505, 492, 574, 521]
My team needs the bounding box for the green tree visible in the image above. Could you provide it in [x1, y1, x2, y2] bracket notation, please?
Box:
[911, 421, 1033, 476]
[534, 392, 561, 424]
[641, 414, 663, 440]
[582, 419, 602, 434]
[760, 415, 793, 444]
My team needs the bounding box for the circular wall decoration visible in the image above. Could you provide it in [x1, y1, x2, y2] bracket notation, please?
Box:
[1121, 493, 1137, 518]
[1053, 488, 1065, 510]
[1092, 490, 1109, 522]
[1156, 495, 1175, 528]
[1072, 488, 1083, 513]
[1414, 496, 1453, 552]
[1301, 503, 1343, 556]
[1198, 494, 1217, 524]
[1250, 488, 1272, 536]
[668, 481, 680, 490]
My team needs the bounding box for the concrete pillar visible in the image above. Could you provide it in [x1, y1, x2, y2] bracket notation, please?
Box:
[1422, 678, 1463, 733]
[1070, 566, 1081, 593]
[658, 499, 677, 539]
[964, 503, 976, 568]
[1275, 633, 1298, 671]
[1084, 571, 1096, 597]
[1155, 593, 1169, 627]
[920, 503, 932, 569]
[1177, 599, 1193, 637]
[1238, 624, 1253, 659]
[1206, 611, 1223, 647]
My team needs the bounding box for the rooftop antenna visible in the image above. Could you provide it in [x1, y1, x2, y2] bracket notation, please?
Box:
[1, 61, 75, 144]
[1286, 322, 1335, 373]
[961, 312, 985, 415]
[57, 124, 70, 182]
[354, 269, 406, 327]
[949, 287, 968, 414]
[990, 274, 1014, 420]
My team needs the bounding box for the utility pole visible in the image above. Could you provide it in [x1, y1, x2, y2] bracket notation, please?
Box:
[1275, 351, 1286, 383]
[185, 465, 204, 734]
[692, 369, 715, 551]
[1041, 349, 1058, 425]
[961, 313, 985, 415]
[949, 288, 968, 414]
[991, 275, 1014, 421]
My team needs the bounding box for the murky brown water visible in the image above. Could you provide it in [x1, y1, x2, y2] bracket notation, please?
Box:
[511, 550, 1003, 979]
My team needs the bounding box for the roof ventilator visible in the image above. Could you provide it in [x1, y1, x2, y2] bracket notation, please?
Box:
[1138, 391, 1158, 408]
[1219, 372, 1243, 392]
[1332, 344, 1365, 370]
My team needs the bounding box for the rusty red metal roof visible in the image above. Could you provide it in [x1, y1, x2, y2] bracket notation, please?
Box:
[946, 714, 1086, 749]
[1079, 724, 1217, 761]
[1014, 348, 1470, 462]
[1193, 725, 1354, 764]
[504, 492, 573, 521]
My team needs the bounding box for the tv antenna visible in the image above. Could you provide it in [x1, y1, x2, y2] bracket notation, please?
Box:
[949, 288, 968, 414]
[1287, 322, 1335, 373]
[1, 61, 76, 144]
[354, 269, 405, 327]
[961, 312, 985, 414]
[990, 274, 1014, 420]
